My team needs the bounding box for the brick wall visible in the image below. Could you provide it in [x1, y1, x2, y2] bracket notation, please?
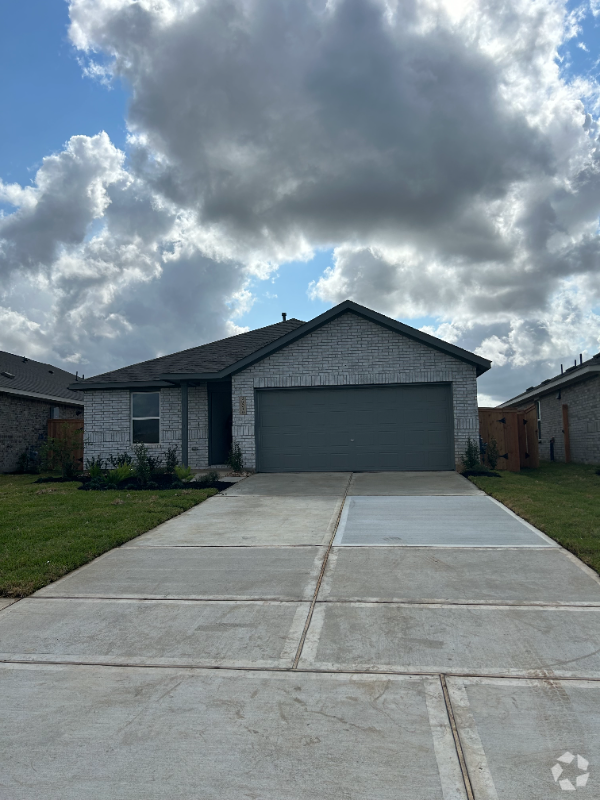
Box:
[0, 393, 83, 472]
[232, 311, 479, 470]
[514, 376, 600, 464]
[83, 384, 209, 468]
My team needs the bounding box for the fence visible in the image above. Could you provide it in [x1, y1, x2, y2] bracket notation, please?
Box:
[47, 419, 85, 471]
[478, 406, 539, 472]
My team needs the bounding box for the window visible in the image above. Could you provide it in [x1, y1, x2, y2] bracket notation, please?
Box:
[536, 400, 542, 442]
[132, 392, 160, 443]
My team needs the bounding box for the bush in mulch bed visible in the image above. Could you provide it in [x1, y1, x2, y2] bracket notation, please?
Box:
[77, 473, 231, 492]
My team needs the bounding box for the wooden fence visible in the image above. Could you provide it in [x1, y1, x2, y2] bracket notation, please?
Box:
[47, 419, 85, 471]
[478, 406, 539, 472]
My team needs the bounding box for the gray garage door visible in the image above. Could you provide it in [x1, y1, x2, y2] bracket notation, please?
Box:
[256, 384, 454, 472]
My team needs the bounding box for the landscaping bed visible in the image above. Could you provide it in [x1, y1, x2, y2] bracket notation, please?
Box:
[0, 473, 216, 597]
[469, 461, 600, 576]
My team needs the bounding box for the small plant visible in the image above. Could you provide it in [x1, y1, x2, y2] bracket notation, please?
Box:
[227, 441, 244, 473]
[133, 443, 153, 487]
[108, 452, 133, 469]
[461, 437, 480, 471]
[85, 455, 105, 480]
[165, 446, 178, 474]
[147, 453, 163, 473]
[486, 437, 499, 470]
[174, 464, 194, 482]
[16, 447, 40, 474]
[196, 469, 220, 487]
[103, 464, 134, 487]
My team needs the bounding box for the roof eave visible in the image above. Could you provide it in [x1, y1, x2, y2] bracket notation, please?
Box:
[67, 380, 173, 392]
[499, 365, 600, 407]
[0, 385, 84, 405]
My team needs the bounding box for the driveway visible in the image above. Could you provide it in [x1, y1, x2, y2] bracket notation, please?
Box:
[2, 472, 600, 799]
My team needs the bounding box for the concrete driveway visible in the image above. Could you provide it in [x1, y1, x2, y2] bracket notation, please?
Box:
[2, 472, 600, 799]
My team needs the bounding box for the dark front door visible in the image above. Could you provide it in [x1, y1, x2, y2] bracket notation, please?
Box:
[208, 382, 232, 465]
[255, 384, 454, 472]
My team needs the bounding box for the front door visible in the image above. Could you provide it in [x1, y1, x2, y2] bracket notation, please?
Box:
[208, 382, 233, 465]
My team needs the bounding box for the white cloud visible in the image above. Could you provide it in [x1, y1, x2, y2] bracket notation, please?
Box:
[1, 0, 600, 393]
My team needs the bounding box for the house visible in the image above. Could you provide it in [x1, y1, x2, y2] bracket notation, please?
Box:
[499, 353, 600, 464]
[0, 351, 84, 472]
[71, 300, 491, 472]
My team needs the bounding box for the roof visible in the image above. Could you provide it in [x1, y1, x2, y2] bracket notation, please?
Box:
[0, 351, 84, 405]
[73, 318, 306, 389]
[71, 300, 491, 391]
[499, 353, 600, 408]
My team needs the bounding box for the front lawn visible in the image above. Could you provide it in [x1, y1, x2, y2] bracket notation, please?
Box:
[0, 474, 216, 597]
[469, 462, 600, 575]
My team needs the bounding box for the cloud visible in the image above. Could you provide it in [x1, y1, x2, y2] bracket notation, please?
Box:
[1, 0, 600, 398]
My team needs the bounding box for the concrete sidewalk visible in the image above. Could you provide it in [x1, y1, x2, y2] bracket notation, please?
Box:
[1, 470, 600, 799]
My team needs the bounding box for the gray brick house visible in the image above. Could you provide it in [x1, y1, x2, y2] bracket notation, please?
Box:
[500, 354, 600, 464]
[0, 351, 84, 472]
[72, 301, 490, 472]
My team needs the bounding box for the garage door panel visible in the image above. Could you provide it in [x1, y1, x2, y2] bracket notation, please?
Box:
[257, 385, 454, 472]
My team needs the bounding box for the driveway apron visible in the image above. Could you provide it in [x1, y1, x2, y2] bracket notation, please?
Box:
[1, 470, 600, 799]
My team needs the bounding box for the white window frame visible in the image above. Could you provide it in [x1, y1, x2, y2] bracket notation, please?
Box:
[131, 391, 161, 444]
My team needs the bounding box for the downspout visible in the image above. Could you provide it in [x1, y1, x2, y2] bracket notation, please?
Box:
[181, 381, 189, 467]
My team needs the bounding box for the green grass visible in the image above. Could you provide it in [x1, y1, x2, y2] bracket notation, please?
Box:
[0, 473, 216, 597]
[469, 462, 600, 575]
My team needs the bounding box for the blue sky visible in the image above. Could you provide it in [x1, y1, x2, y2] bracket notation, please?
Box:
[2, 0, 600, 401]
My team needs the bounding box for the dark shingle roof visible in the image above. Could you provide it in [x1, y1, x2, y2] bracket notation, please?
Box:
[0, 351, 84, 403]
[500, 352, 600, 406]
[78, 319, 306, 386]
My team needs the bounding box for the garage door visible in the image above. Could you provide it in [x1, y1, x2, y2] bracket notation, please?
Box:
[256, 384, 454, 472]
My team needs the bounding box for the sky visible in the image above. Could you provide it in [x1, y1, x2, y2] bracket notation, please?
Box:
[2, 1, 600, 403]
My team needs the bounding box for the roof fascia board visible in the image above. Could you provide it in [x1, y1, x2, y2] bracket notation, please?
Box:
[499, 365, 600, 407]
[162, 301, 491, 382]
[67, 380, 171, 392]
[0, 385, 84, 405]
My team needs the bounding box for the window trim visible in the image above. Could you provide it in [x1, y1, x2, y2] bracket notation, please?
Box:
[536, 399, 542, 443]
[131, 390, 161, 444]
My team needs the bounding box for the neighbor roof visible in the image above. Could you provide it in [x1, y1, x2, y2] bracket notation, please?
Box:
[0, 351, 84, 405]
[71, 300, 491, 391]
[499, 352, 600, 408]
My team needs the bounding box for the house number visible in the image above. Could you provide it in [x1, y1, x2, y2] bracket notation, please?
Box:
[239, 396, 247, 415]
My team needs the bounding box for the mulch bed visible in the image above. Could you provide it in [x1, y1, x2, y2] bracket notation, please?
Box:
[34, 475, 230, 491]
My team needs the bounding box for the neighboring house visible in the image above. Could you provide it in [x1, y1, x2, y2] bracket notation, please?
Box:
[71, 300, 491, 472]
[0, 351, 84, 472]
[499, 353, 600, 465]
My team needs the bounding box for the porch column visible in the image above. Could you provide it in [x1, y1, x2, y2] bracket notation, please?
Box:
[181, 381, 189, 467]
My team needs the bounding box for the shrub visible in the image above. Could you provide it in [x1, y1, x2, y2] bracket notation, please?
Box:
[196, 469, 220, 487]
[85, 455, 105, 480]
[174, 464, 194, 482]
[165, 446, 178, 474]
[227, 441, 244, 473]
[461, 437, 480, 471]
[486, 437, 499, 470]
[104, 464, 134, 487]
[16, 447, 41, 474]
[133, 443, 153, 487]
[108, 452, 133, 469]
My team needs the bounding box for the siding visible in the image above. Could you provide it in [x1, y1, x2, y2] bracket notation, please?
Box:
[0, 393, 83, 472]
[83, 384, 209, 469]
[232, 311, 479, 470]
[514, 376, 600, 464]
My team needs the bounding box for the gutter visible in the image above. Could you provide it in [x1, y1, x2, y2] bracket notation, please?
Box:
[499, 365, 600, 408]
[0, 385, 84, 406]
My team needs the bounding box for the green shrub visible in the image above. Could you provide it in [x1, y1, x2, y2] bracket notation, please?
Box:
[196, 469, 220, 487]
[108, 452, 133, 468]
[165, 446, 178, 474]
[174, 465, 194, 482]
[461, 437, 480, 471]
[40, 424, 82, 480]
[85, 455, 105, 480]
[486, 437, 499, 470]
[103, 464, 134, 487]
[227, 441, 244, 473]
[133, 443, 153, 487]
